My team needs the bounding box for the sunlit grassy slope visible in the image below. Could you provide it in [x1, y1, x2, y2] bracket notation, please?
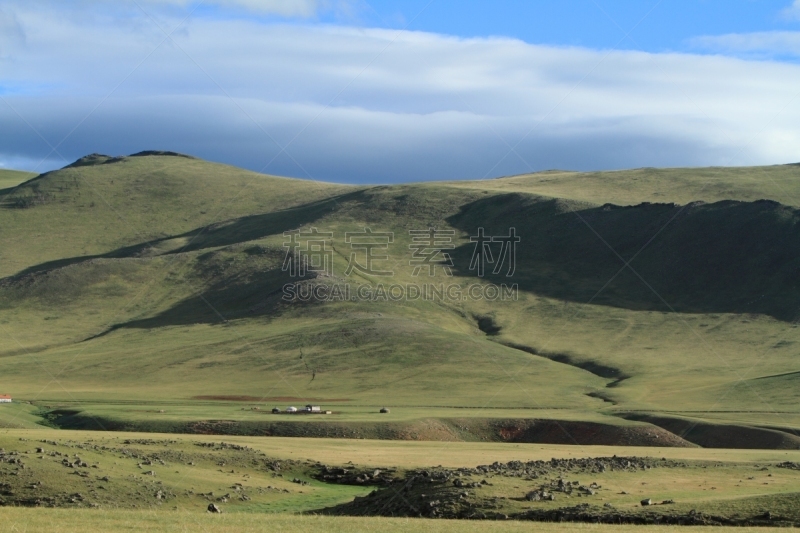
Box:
[1, 154, 800, 442]
[445, 165, 800, 206]
[0, 168, 36, 190]
[0, 153, 348, 278]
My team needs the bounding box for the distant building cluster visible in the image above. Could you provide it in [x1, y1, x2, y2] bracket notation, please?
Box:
[272, 404, 331, 415]
[265, 404, 391, 415]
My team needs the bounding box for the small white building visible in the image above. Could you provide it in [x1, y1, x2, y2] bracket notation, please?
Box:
[0, 395, 11, 403]
[286, 406, 298, 413]
[305, 405, 321, 412]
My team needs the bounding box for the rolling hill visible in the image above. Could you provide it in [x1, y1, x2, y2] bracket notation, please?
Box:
[1, 153, 799, 448]
[0, 168, 36, 193]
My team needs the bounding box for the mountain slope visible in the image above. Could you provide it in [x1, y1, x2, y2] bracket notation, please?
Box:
[1, 153, 799, 444]
[0, 152, 349, 278]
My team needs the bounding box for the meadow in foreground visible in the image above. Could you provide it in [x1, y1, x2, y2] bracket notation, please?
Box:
[0, 429, 799, 527]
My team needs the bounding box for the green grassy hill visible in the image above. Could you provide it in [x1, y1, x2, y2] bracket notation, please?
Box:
[1, 154, 799, 448]
[0, 168, 36, 192]
[447, 165, 800, 206]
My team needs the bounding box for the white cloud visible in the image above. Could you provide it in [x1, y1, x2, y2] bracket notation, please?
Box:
[3, 6, 800, 182]
[689, 31, 800, 57]
[781, 0, 800, 21]
[140, 0, 323, 17]
[0, 0, 353, 19]
[0, 8, 25, 59]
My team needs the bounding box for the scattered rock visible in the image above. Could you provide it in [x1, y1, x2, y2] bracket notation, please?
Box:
[525, 490, 541, 501]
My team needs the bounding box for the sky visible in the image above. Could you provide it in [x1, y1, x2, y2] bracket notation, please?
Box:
[2, 0, 800, 183]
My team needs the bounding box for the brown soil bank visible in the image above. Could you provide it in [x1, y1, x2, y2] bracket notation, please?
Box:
[621, 414, 800, 449]
[46, 410, 694, 447]
[186, 418, 695, 447]
[483, 419, 695, 447]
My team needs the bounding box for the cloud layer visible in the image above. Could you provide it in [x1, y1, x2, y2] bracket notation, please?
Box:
[690, 31, 800, 58]
[145, 0, 322, 16]
[2, 5, 800, 183]
[782, 0, 800, 21]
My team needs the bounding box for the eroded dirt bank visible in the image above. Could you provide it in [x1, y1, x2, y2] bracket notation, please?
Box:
[621, 414, 800, 450]
[46, 411, 697, 447]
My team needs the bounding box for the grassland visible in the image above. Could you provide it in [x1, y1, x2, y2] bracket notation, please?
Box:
[0, 169, 35, 192]
[1, 154, 800, 453]
[0, 428, 798, 529]
[7, 429, 800, 467]
[446, 165, 800, 206]
[3, 509, 793, 533]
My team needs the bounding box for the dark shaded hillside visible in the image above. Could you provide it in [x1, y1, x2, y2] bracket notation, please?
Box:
[5, 186, 800, 325]
[448, 194, 800, 321]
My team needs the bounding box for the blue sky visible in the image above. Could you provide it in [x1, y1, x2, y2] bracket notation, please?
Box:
[2, 1, 800, 183]
[318, 0, 799, 51]
[189, 0, 800, 56]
